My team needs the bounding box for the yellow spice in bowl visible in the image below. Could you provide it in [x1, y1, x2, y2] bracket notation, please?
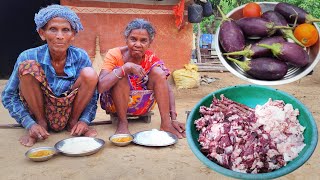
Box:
[111, 136, 133, 143]
[29, 150, 54, 158]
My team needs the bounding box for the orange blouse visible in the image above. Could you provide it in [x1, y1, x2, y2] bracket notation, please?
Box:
[101, 47, 170, 90]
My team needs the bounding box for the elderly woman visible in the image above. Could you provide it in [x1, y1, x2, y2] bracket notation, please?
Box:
[1, 5, 98, 147]
[98, 19, 186, 138]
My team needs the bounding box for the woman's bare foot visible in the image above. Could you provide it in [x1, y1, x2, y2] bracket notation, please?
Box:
[19, 134, 37, 147]
[115, 121, 130, 134]
[84, 128, 97, 137]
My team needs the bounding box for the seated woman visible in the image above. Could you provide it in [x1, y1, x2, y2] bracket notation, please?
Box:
[98, 18, 186, 138]
[1, 5, 99, 147]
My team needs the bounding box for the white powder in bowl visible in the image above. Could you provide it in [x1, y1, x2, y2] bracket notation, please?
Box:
[58, 138, 102, 154]
[134, 129, 176, 146]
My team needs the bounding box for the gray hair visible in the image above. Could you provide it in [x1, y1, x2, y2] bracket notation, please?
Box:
[124, 18, 156, 41]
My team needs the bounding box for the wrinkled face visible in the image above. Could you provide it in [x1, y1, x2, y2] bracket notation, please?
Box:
[39, 17, 75, 54]
[126, 29, 151, 60]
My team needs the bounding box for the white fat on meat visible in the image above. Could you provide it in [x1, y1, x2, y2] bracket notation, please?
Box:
[255, 98, 306, 162]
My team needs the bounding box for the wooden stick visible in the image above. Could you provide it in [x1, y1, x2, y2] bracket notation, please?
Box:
[89, 120, 112, 126]
[0, 124, 22, 129]
[0, 120, 112, 129]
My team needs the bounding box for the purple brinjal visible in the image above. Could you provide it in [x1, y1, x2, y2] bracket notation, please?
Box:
[236, 17, 291, 38]
[223, 36, 286, 58]
[262, 10, 304, 47]
[258, 42, 309, 67]
[227, 57, 288, 80]
[217, 6, 245, 54]
[275, 3, 320, 24]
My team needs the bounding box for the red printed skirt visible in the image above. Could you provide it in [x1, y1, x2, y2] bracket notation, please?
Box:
[18, 60, 78, 131]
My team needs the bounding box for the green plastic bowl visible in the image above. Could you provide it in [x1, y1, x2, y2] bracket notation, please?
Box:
[186, 85, 318, 179]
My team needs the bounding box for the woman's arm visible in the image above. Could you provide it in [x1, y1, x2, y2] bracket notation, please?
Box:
[98, 62, 146, 93]
[167, 80, 186, 138]
[98, 48, 126, 93]
[168, 82, 177, 120]
[98, 67, 126, 93]
[98, 65, 127, 93]
[1, 58, 36, 129]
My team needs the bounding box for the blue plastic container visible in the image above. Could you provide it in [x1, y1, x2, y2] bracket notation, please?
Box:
[200, 34, 213, 48]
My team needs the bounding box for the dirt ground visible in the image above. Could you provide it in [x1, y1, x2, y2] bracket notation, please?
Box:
[0, 66, 319, 180]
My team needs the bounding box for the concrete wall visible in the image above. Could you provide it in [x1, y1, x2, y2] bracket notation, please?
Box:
[61, 0, 193, 71]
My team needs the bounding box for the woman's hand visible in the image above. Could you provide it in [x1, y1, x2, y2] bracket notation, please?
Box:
[172, 120, 186, 134]
[124, 62, 146, 78]
[70, 121, 89, 136]
[160, 120, 186, 139]
[29, 124, 50, 140]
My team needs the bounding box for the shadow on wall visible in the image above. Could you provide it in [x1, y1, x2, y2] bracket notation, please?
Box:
[0, 0, 59, 79]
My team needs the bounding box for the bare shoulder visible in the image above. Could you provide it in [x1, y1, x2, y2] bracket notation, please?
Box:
[119, 46, 128, 52]
[119, 46, 129, 62]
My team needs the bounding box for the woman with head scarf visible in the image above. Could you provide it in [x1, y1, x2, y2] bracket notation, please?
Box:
[98, 18, 186, 138]
[1, 5, 99, 147]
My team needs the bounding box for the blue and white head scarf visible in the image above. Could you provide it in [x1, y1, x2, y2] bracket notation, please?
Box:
[34, 4, 83, 33]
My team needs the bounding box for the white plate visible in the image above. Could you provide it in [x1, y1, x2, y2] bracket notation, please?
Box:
[132, 129, 178, 147]
[54, 137, 105, 156]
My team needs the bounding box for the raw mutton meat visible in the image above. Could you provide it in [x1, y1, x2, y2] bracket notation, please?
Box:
[195, 95, 305, 173]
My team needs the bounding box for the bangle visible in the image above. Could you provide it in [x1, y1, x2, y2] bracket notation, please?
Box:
[170, 111, 177, 118]
[113, 69, 123, 79]
[172, 119, 179, 122]
[121, 66, 126, 76]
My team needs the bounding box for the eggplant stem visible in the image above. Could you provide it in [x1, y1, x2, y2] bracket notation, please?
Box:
[226, 57, 250, 71]
[291, 8, 299, 28]
[223, 45, 253, 58]
[217, 6, 229, 21]
[273, 25, 292, 30]
[257, 43, 282, 57]
[282, 29, 305, 47]
[306, 14, 320, 23]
